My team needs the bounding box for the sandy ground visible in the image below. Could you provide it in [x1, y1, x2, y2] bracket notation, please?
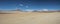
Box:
[0, 12, 60, 24]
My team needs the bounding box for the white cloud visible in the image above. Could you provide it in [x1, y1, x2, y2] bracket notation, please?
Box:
[43, 9, 48, 11]
[24, 9, 34, 12]
[19, 4, 23, 6]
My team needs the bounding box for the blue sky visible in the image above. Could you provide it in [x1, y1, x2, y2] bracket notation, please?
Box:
[0, 0, 60, 10]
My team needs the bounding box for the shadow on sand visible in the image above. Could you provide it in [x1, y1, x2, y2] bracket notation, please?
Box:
[0, 13, 15, 14]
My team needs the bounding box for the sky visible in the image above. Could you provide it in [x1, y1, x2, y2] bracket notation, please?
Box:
[0, 0, 60, 10]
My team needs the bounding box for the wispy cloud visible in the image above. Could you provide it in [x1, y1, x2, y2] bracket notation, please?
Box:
[24, 9, 34, 11]
[22, 9, 59, 12]
[19, 4, 23, 6]
[42, 9, 48, 11]
[24, 9, 49, 11]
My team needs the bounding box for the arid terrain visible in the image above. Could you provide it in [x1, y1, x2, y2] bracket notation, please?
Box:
[0, 11, 60, 24]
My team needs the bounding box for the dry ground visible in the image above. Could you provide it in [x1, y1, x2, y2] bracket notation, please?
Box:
[0, 12, 60, 24]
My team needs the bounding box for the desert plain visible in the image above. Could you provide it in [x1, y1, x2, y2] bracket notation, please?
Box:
[0, 11, 60, 24]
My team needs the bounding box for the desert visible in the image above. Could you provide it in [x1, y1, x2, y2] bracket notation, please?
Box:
[0, 11, 60, 24]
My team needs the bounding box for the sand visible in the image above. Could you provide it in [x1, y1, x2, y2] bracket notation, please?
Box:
[0, 12, 60, 24]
